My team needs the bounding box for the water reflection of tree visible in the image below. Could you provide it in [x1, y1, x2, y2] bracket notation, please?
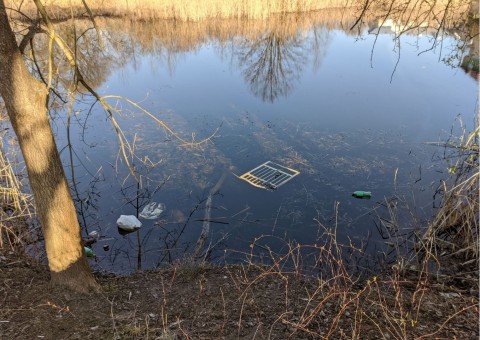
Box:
[236, 27, 329, 102]
[25, 20, 134, 95]
[351, 0, 478, 79]
[458, 2, 479, 79]
[237, 31, 305, 102]
[109, 15, 332, 102]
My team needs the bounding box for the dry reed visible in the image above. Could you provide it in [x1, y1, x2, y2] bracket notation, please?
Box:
[7, 0, 350, 20]
[6, 0, 468, 24]
[421, 124, 479, 268]
[0, 107, 35, 250]
[229, 209, 478, 338]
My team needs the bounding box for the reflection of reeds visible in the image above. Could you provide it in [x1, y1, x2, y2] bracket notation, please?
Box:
[11, 1, 473, 96]
[17, 9, 358, 97]
[95, 9, 357, 56]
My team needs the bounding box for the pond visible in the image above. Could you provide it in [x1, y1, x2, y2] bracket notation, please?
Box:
[51, 14, 478, 273]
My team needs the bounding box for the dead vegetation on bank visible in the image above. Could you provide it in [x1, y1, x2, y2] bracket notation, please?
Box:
[0, 109, 36, 251]
[422, 124, 479, 277]
[0, 119, 478, 338]
[0, 237, 478, 339]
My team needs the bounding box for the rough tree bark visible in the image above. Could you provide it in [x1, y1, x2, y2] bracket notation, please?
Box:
[0, 1, 98, 292]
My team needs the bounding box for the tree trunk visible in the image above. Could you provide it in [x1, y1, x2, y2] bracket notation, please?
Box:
[0, 1, 98, 293]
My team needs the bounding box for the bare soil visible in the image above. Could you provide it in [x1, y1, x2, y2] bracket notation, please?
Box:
[0, 250, 478, 339]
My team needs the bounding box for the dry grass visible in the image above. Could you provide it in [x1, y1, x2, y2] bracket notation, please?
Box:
[0, 245, 476, 339]
[0, 107, 35, 250]
[229, 213, 478, 338]
[6, 0, 469, 24]
[421, 124, 479, 271]
[8, 0, 350, 20]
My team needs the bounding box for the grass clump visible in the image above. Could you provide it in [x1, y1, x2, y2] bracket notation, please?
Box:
[0, 108, 35, 251]
[422, 124, 479, 272]
[172, 257, 211, 281]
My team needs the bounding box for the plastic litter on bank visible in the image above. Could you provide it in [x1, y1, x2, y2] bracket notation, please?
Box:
[88, 230, 100, 239]
[84, 246, 95, 257]
[352, 191, 372, 199]
[117, 215, 142, 232]
[139, 202, 165, 219]
[239, 161, 299, 191]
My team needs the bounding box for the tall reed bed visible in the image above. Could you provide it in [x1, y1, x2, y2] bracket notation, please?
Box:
[7, 0, 469, 24]
[8, 0, 349, 20]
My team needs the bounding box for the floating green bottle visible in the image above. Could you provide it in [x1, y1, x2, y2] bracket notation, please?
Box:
[352, 191, 372, 199]
[84, 246, 95, 257]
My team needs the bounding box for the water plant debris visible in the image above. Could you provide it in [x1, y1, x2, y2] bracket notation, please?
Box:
[239, 161, 299, 191]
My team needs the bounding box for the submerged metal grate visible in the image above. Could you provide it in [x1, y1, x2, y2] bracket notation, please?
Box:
[239, 161, 299, 191]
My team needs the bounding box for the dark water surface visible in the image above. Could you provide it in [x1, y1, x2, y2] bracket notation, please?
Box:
[54, 17, 477, 273]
